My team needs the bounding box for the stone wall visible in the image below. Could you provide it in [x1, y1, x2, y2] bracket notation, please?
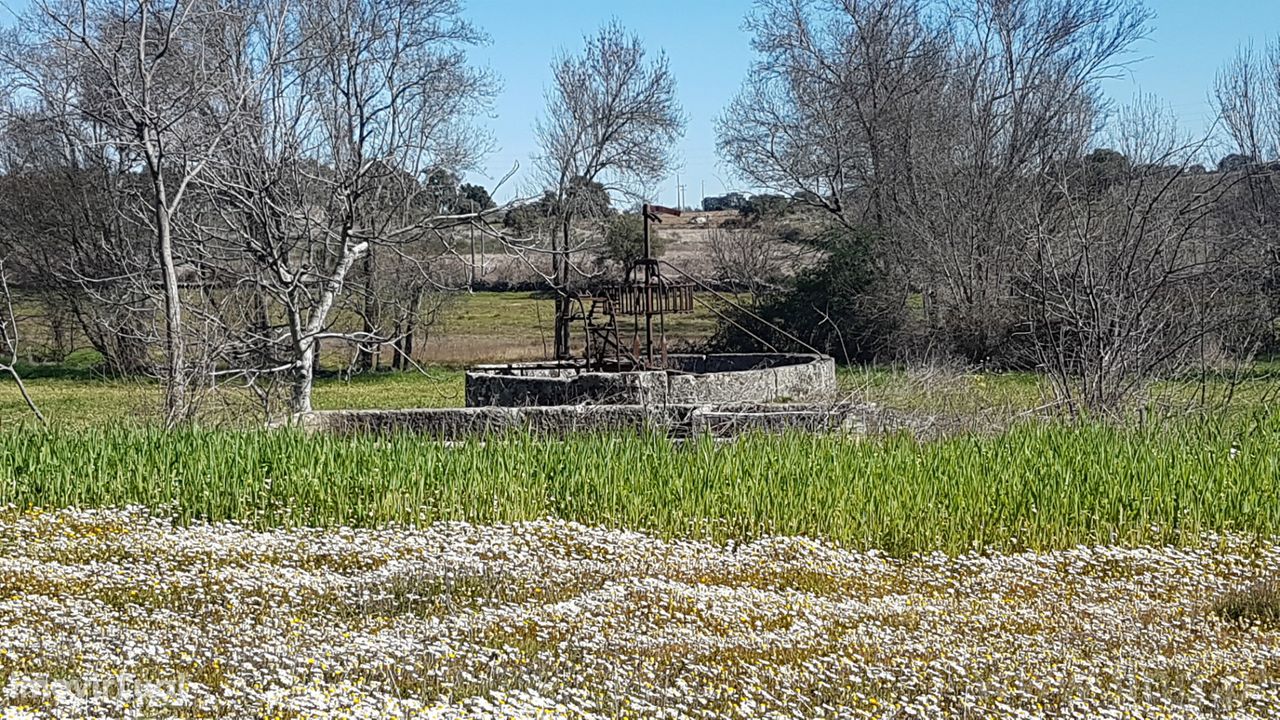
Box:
[290, 353, 870, 440]
[295, 402, 892, 440]
[464, 354, 837, 407]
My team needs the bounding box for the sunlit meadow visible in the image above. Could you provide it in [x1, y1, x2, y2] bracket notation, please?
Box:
[0, 507, 1277, 718]
[0, 417, 1277, 717]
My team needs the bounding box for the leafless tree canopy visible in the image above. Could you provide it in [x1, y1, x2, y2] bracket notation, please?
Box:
[536, 22, 684, 205]
[719, 0, 950, 224]
[707, 225, 795, 302]
[533, 22, 685, 358]
[1216, 40, 1280, 162]
[1018, 100, 1260, 412]
[719, 0, 1154, 363]
[0, 0, 494, 419]
[711, 0, 1271, 412]
[191, 0, 494, 414]
[1214, 38, 1280, 332]
[2, 0, 256, 424]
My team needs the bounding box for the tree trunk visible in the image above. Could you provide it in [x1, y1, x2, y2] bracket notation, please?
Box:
[357, 249, 378, 372]
[291, 338, 315, 415]
[554, 218, 571, 359]
[149, 170, 188, 426]
[394, 326, 415, 370]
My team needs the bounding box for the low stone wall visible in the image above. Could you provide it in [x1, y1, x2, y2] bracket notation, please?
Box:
[295, 402, 892, 440]
[465, 354, 837, 407]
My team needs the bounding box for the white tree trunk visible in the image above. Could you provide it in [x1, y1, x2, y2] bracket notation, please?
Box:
[290, 338, 315, 415]
[148, 162, 188, 427]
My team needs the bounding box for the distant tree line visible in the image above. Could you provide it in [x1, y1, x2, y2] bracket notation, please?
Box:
[4, 0, 1280, 420]
[0, 0, 498, 422]
[701, 192, 797, 220]
[709, 0, 1280, 413]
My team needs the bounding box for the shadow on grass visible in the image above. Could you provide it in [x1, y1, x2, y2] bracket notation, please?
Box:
[6, 348, 120, 382]
[1213, 580, 1280, 630]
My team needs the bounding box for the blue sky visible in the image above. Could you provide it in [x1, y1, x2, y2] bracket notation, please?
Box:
[2, 0, 1276, 202]
[466, 0, 757, 203]
[469, 0, 1280, 203]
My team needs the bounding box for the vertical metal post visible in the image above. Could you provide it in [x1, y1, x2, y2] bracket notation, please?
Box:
[642, 203, 653, 365]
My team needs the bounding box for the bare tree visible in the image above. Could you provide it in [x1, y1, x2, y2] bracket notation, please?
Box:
[1016, 99, 1259, 413]
[719, 0, 1151, 362]
[194, 0, 493, 415]
[534, 22, 685, 359]
[0, 106, 159, 377]
[718, 0, 949, 227]
[707, 225, 792, 303]
[0, 258, 46, 424]
[1216, 39, 1280, 162]
[1214, 37, 1280, 321]
[911, 0, 1150, 360]
[3, 0, 252, 424]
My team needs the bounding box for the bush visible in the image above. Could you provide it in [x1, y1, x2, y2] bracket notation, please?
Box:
[709, 225, 900, 363]
[598, 213, 664, 278]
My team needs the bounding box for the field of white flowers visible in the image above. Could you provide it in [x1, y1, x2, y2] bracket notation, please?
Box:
[0, 507, 1277, 719]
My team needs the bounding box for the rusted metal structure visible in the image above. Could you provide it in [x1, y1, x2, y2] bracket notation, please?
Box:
[565, 203, 695, 370]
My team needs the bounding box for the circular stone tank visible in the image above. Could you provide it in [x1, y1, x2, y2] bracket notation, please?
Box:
[464, 353, 837, 407]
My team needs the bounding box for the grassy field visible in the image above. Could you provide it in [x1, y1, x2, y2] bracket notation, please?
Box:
[0, 368, 468, 427]
[419, 290, 725, 365]
[1, 290, 737, 425]
[9, 290, 729, 369]
[4, 290, 1280, 558]
[9, 288, 1279, 426]
[9, 356, 1278, 428]
[7, 294, 1280, 718]
[2, 417, 1277, 555]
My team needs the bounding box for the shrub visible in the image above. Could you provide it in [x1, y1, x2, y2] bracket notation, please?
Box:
[598, 213, 664, 278]
[709, 225, 901, 363]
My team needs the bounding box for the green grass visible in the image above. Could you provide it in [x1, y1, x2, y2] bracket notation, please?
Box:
[6, 361, 1279, 429]
[839, 366, 1047, 415]
[440, 290, 725, 338]
[9, 290, 1278, 557]
[312, 369, 464, 410]
[0, 369, 466, 427]
[2, 417, 1277, 555]
[420, 290, 729, 365]
[839, 363, 1280, 420]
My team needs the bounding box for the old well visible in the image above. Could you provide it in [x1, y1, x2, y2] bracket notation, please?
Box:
[300, 204, 884, 438]
[464, 353, 837, 407]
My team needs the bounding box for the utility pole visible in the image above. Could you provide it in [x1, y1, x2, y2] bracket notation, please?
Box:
[642, 204, 654, 365]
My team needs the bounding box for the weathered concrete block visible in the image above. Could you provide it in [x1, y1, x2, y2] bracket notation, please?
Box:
[464, 354, 838, 407]
[293, 401, 903, 440]
[689, 405, 870, 436]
